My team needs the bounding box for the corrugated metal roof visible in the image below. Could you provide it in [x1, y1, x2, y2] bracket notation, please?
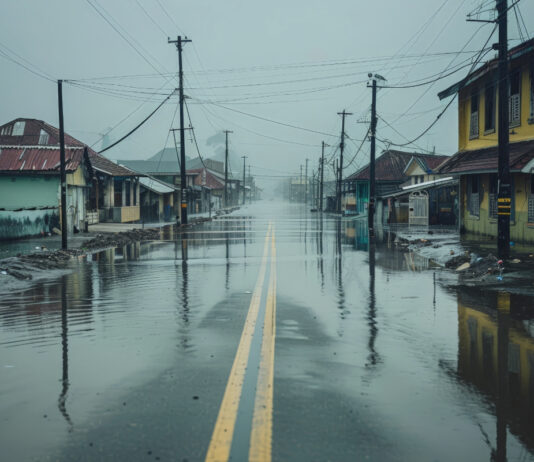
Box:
[139, 176, 175, 194]
[345, 150, 448, 182]
[188, 168, 225, 190]
[0, 146, 85, 173]
[438, 38, 534, 100]
[437, 139, 534, 174]
[89, 151, 140, 177]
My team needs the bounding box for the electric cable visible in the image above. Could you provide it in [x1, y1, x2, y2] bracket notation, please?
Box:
[99, 90, 175, 153]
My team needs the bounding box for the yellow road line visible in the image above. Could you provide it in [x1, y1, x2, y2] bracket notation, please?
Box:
[205, 223, 272, 462]
[249, 229, 277, 462]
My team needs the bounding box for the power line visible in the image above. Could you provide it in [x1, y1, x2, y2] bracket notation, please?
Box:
[0, 44, 55, 83]
[99, 90, 175, 153]
[84, 0, 169, 78]
[205, 102, 338, 137]
[184, 98, 208, 170]
[382, 23, 497, 149]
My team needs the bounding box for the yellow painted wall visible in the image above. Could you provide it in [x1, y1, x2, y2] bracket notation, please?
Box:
[458, 300, 534, 406]
[459, 55, 534, 151]
[462, 172, 534, 242]
[120, 206, 140, 222]
[66, 166, 87, 187]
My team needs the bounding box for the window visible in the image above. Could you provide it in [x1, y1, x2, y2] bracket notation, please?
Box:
[419, 175, 425, 184]
[38, 129, 49, 145]
[484, 83, 495, 133]
[12, 121, 25, 136]
[468, 175, 480, 217]
[0, 125, 12, 136]
[469, 91, 479, 139]
[509, 70, 521, 127]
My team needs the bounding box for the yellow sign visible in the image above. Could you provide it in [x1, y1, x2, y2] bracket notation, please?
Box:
[497, 197, 511, 203]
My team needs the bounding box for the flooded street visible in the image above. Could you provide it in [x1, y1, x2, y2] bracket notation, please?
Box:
[1, 201, 534, 461]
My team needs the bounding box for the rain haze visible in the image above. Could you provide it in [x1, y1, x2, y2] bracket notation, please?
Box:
[2, 0, 533, 189]
[3, 2, 534, 462]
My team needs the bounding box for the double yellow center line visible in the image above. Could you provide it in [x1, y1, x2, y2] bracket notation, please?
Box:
[205, 223, 277, 462]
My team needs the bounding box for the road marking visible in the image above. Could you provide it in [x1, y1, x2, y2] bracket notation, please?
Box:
[249, 229, 277, 462]
[205, 223, 272, 462]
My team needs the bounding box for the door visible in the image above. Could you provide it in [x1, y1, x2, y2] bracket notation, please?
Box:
[409, 191, 428, 226]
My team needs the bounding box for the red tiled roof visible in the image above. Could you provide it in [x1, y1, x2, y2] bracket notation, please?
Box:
[188, 168, 225, 190]
[437, 140, 534, 174]
[346, 150, 446, 182]
[0, 146, 86, 173]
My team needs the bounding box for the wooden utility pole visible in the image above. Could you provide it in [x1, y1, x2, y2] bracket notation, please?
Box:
[223, 130, 232, 207]
[300, 164, 303, 202]
[497, 0, 510, 258]
[305, 158, 309, 205]
[57, 80, 67, 249]
[241, 156, 247, 205]
[168, 35, 192, 224]
[337, 110, 352, 214]
[369, 77, 378, 236]
[248, 165, 251, 203]
[320, 142, 326, 212]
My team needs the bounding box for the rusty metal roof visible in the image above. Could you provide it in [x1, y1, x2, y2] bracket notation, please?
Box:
[0, 146, 86, 173]
[88, 151, 140, 177]
[437, 139, 534, 174]
[345, 150, 447, 182]
[438, 38, 534, 100]
[188, 168, 225, 190]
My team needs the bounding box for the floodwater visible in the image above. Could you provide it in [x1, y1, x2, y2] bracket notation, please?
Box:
[1, 201, 534, 461]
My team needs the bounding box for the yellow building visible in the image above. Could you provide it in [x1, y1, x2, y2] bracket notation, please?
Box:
[438, 38, 534, 242]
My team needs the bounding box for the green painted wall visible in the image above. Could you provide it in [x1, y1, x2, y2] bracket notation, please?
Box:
[0, 175, 59, 210]
[0, 209, 60, 240]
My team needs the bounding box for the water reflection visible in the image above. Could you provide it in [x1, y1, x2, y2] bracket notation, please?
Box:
[316, 217, 325, 291]
[58, 276, 72, 428]
[455, 289, 534, 460]
[366, 241, 380, 369]
[175, 234, 191, 351]
[335, 218, 346, 325]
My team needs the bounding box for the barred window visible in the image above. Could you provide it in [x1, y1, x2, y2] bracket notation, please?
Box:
[485, 83, 495, 132]
[468, 176, 480, 218]
[509, 71, 521, 127]
[470, 91, 479, 139]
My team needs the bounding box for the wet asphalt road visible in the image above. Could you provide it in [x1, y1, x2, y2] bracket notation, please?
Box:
[1, 200, 534, 461]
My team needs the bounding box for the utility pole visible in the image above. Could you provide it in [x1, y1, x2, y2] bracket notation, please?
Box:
[367, 74, 385, 235]
[168, 35, 192, 225]
[223, 130, 232, 207]
[311, 169, 316, 208]
[320, 142, 326, 212]
[337, 110, 352, 214]
[497, 0, 510, 259]
[241, 156, 247, 205]
[369, 77, 378, 236]
[57, 80, 67, 250]
[300, 164, 303, 202]
[305, 158, 309, 205]
[248, 165, 251, 203]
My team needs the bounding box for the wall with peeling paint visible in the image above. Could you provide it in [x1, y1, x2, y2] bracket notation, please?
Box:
[0, 209, 60, 240]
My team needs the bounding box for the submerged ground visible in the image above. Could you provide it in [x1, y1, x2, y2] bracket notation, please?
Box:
[1, 200, 533, 461]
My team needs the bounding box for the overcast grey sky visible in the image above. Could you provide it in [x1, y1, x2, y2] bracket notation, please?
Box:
[1, 0, 533, 185]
